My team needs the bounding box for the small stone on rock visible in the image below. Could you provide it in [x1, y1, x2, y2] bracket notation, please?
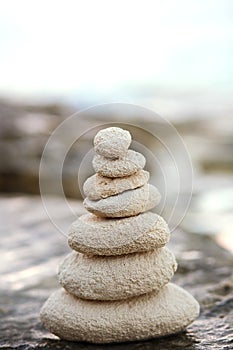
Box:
[92, 150, 146, 178]
[68, 211, 170, 256]
[83, 184, 161, 218]
[94, 127, 131, 159]
[83, 170, 149, 200]
[58, 248, 177, 300]
[40, 283, 200, 343]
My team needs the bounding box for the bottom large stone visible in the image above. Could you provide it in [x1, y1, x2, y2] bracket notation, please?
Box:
[40, 283, 199, 343]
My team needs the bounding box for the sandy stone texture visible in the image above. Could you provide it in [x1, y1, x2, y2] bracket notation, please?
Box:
[58, 248, 177, 300]
[68, 212, 170, 256]
[83, 170, 149, 200]
[94, 127, 131, 159]
[92, 150, 146, 177]
[84, 184, 161, 218]
[40, 283, 200, 343]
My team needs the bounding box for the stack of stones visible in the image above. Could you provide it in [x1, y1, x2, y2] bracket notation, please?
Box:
[40, 127, 199, 343]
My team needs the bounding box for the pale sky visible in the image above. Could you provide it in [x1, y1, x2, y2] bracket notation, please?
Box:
[0, 0, 232, 101]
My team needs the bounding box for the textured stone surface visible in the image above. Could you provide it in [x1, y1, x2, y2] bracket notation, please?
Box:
[68, 212, 170, 256]
[1, 196, 233, 349]
[92, 150, 146, 177]
[83, 170, 149, 200]
[94, 127, 131, 159]
[84, 184, 161, 217]
[40, 283, 199, 343]
[58, 248, 177, 300]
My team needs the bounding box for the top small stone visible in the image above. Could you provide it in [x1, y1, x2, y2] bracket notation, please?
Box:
[94, 127, 131, 159]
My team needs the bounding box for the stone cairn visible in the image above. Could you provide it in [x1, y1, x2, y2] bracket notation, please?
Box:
[40, 127, 199, 343]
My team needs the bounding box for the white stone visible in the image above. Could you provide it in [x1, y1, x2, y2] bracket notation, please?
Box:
[83, 184, 161, 218]
[83, 170, 149, 200]
[92, 150, 146, 177]
[58, 248, 177, 300]
[68, 212, 170, 256]
[94, 127, 131, 159]
[40, 283, 200, 343]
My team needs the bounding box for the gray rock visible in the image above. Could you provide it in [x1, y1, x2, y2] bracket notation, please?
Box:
[1, 196, 233, 349]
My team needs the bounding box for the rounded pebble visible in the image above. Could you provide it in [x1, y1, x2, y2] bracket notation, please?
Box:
[94, 127, 131, 159]
[40, 283, 200, 343]
[83, 170, 149, 200]
[58, 248, 177, 300]
[92, 150, 146, 178]
[68, 212, 170, 256]
[83, 184, 161, 218]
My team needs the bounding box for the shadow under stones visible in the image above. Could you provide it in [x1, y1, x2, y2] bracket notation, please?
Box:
[36, 331, 199, 350]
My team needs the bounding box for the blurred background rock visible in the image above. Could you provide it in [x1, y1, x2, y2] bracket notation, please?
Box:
[1, 1, 233, 240]
[0, 0, 232, 248]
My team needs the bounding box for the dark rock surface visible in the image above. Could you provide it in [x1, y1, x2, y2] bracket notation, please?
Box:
[0, 196, 233, 350]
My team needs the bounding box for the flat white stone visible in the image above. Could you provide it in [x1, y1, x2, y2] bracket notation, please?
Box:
[83, 170, 149, 200]
[58, 247, 177, 300]
[92, 150, 146, 177]
[40, 283, 200, 343]
[94, 127, 131, 159]
[83, 184, 161, 218]
[68, 212, 170, 256]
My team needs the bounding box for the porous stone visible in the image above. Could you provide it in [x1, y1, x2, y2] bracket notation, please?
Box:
[68, 212, 170, 256]
[83, 170, 149, 200]
[58, 248, 177, 300]
[92, 150, 146, 177]
[94, 127, 131, 159]
[2, 196, 232, 349]
[83, 184, 161, 218]
[40, 283, 200, 343]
